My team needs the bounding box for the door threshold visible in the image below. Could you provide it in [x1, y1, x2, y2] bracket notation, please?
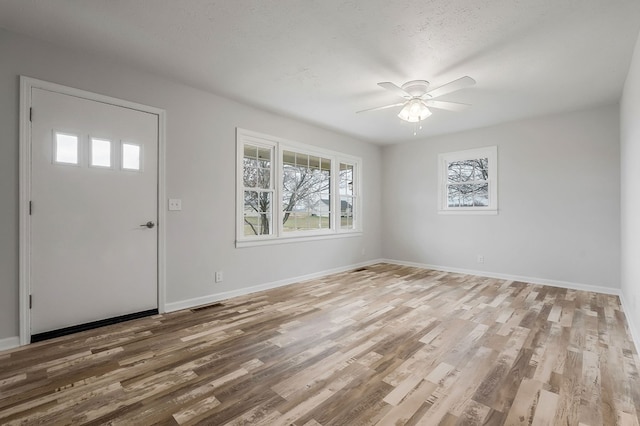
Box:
[30, 309, 158, 343]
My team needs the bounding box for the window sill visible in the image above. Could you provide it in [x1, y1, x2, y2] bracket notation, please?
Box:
[438, 209, 498, 215]
[236, 231, 363, 248]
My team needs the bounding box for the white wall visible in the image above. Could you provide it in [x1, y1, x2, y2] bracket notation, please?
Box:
[381, 105, 621, 289]
[0, 29, 382, 341]
[621, 30, 640, 344]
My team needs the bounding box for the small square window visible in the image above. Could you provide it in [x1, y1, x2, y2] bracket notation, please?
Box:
[54, 132, 79, 165]
[122, 142, 141, 171]
[90, 138, 111, 168]
[438, 146, 498, 214]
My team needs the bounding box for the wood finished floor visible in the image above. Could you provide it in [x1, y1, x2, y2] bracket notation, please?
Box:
[1, 263, 639, 425]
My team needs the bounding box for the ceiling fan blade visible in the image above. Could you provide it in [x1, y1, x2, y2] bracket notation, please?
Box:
[424, 100, 470, 111]
[424, 76, 475, 99]
[356, 102, 405, 114]
[377, 82, 412, 99]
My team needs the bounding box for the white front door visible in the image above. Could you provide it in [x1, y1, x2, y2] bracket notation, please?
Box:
[29, 87, 159, 337]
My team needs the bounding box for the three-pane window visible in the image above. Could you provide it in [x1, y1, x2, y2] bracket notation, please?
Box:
[237, 129, 361, 245]
[53, 132, 142, 172]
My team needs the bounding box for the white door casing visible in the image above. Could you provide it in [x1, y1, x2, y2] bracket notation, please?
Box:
[19, 77, 167, 344]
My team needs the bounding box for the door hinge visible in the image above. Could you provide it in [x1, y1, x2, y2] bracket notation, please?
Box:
[29, 201, 32, 215]
[29, 294, 32, 309]
[29, 107, 32, 122]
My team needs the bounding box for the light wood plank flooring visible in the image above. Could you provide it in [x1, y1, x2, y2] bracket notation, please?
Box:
[1, 263, 639, 425]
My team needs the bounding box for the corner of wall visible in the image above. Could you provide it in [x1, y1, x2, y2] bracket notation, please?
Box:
[620, 292, 640, 355]
[620, 27, 640, 357]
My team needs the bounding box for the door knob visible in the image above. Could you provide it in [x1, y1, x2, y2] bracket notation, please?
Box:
[140, 221, 155, 229]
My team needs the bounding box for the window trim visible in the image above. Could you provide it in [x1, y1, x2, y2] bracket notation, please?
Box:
[236, 128, 362, 247]
[437, 146, 498, 215]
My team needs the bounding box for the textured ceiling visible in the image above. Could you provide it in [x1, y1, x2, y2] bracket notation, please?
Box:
[1, 0, 640, 144]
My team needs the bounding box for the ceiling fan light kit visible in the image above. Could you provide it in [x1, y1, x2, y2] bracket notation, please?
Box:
[397, 99, 431, 122]
[358, 76, 476, 134]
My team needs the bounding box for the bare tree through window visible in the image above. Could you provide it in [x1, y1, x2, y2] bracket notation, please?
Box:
[281, 151, 331, 232]
[446, 158, 489, 207]
[238, 129, 363, 241]
[243, 145, 272, 236]
[243, 147, 333, 235]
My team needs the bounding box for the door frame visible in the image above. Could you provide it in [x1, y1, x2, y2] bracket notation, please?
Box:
[19, 76, 167, 346]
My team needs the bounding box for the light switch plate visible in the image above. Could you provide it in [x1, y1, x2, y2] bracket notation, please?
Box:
[168, 198, 182, 211]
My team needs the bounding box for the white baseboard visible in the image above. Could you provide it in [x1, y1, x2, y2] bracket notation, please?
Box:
[381, 258, 622, 296]
[0, 336, 20, 352]
[167, 257, 621, 312]
[619, 292, 640, 355]
[165, 259, 381, 313]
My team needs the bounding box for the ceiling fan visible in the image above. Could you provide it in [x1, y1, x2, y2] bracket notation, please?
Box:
[357, 76, 476, 128]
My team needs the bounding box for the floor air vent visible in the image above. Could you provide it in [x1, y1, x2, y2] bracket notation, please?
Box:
[352, 267, 368, 272]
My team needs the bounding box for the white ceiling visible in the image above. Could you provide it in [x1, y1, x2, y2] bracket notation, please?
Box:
[1, 1, 639, 145]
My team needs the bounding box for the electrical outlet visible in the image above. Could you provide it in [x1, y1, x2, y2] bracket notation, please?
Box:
[168, 199, 182, 211]
[215, 271, 223, 283]
[477, 255, 484, 264]
[361, 248, 366, 256]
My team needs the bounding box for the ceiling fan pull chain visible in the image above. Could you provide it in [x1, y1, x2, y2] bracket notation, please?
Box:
[412, 121, 424, 136]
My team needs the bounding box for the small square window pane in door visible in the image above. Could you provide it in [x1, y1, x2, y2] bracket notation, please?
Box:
[122, 142, 141, 171]
[54, 132, 79, 164]
[90, 138, 111, 168]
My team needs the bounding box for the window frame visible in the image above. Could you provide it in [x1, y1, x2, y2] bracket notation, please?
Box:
[236, 128, 362, 247]
[337, 161, 358, 231]
[437, 146, 498, 215]
[241, 137, 276, 238]
[280, 147, 333, 237]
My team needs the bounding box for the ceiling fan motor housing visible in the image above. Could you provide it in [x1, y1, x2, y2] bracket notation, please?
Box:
[400, 80, 430, 97]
